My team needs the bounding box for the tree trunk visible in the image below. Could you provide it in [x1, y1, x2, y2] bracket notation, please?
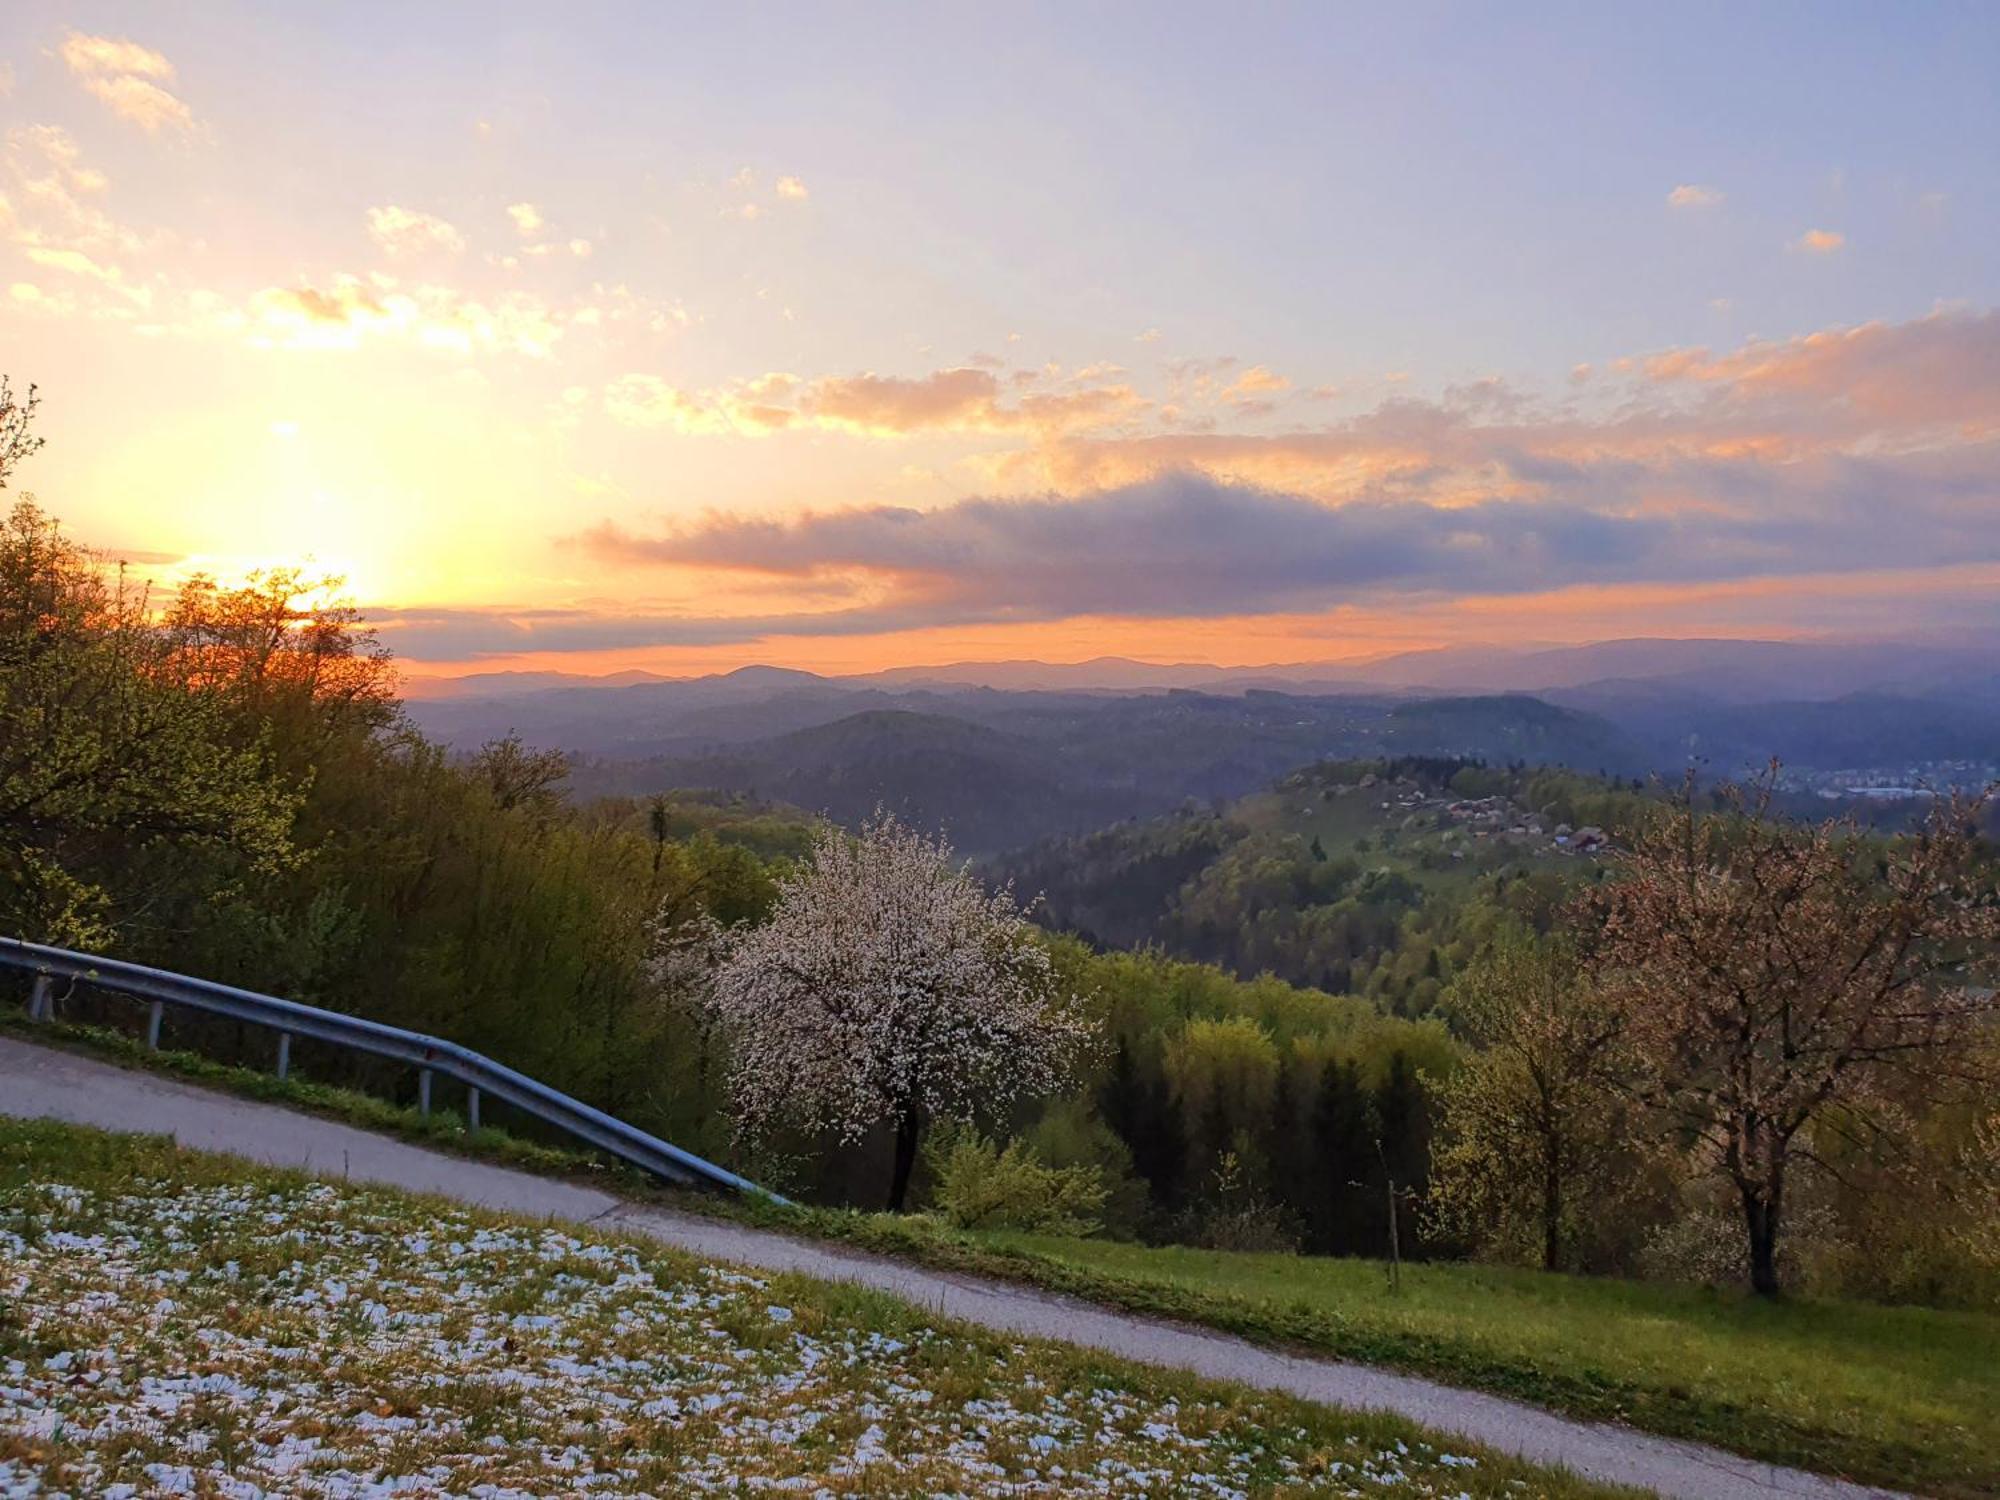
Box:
[887, 1103, 923, 1213]
[1740, 1174, 1783, 1297]
[1542, 1151, 1562, 1272]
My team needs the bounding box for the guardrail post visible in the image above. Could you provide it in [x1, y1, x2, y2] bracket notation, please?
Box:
[275, 1031, 292, 1081]
[146, 1000, 164, 1050]
[466, 1086, 480, 1132]
[418, 1067, 432, 1118]
[27, 973, 50, 1023]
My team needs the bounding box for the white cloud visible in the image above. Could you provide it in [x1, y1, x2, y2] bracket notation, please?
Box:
[506, 202, 544, 236]
[366, 205, 465, 257]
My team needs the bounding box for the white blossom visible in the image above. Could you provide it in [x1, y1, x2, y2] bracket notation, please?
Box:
[707, 812, 1094, 1151]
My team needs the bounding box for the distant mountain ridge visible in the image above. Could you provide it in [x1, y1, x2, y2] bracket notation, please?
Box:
[400, 633, 2000, 852]
[403, 632, 2000, 705]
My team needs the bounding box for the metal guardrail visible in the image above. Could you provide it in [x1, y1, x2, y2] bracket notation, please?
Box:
[1, 936, 785, 1204]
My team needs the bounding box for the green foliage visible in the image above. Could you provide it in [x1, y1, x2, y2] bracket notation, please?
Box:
[1427, 928, 1638, 1272]
[925, 1127, 1107, 1236]
[0, 500, 301, 947]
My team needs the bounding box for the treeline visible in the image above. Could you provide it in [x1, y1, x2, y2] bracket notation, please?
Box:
[1045, 943, 1452, 1253]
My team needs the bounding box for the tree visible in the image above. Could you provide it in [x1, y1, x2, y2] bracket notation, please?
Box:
[471, 733, 570, 816]
[706, 812, 1094, 1210]
[1583, 772, 2000, 1295]
[0, 484, 298, 946]
[160, 567, 397, 764]
[1428, 928, 1626, 1270]
[0, 378, 43, 487]
[1311, 1057, 1375, 1254]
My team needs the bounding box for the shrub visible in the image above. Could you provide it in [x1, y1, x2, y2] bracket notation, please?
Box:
[1024, 1101, 1150, 1238]
[1190, 1152, 1301, 1254]
[926, 1129, 1108, 1237]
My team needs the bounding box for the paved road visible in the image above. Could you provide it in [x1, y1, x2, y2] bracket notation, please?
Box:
[0, 1034, 1906, 1500]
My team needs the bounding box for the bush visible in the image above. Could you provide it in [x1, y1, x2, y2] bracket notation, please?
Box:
[1024, 1100, 1150, 1238]
[1189, 1152, 1301, 1254]
[926, 1129, 1108, 1236]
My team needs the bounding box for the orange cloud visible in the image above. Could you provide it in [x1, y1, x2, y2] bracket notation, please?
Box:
[1793, 228, 1845, 254]
[1640, 309, 2000, 436]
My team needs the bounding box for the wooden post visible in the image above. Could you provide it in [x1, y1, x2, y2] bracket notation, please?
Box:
[146, 1000, 164, 1050]
[1376, 1135, 1402, 1296]
[418, 1068, 433, 1118]
[275, 1031, 292, 1081]
[27, 974, 50, 1022]
[466, 1086, 480, 1132]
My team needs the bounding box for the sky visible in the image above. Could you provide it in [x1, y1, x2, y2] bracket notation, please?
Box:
[1, 2, 1996, 680]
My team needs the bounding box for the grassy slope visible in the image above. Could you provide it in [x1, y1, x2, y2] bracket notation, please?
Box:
[799, 1220, 1997, 1500]
[0, 1117, 1633, 1499]
[10, 1014, 1993, 1496]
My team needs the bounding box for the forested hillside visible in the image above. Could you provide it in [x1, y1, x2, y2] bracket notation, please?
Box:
[998, 758, 1654, 1012]
[537, 689, 1650, 854]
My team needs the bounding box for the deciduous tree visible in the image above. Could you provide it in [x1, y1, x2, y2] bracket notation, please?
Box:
[706, 812, 1094, 1210]
[1428, 928, 1627, 1270]
[1583, 772, 2000, 1295]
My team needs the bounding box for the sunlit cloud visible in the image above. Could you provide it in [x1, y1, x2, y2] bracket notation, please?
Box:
[1667, 183, 1723, 208]
[60, 33, 197, 134]
[1221, 364, 1290, 414]
[1793, 228, 1845, 254]
[366, 205, 465, 258]
[775, 175, 809, 200]
[506, 201, 544, 236]
[602, 365, 1147, 439]
[246, 274, 565, 356]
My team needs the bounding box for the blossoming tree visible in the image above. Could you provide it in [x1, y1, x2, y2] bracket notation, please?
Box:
[707, 811, 1094, 1210]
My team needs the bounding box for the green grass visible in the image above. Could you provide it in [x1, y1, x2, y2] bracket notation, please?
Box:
[0, 1117, 1638, 1499]
[768, 1216, 1997, 1499]
[10, 1011, 1994, 1495]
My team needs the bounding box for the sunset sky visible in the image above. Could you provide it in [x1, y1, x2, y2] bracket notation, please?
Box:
[2, 3, 1997, 679]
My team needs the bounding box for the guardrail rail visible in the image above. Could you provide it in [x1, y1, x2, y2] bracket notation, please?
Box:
[1, 936, 785, 1204]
